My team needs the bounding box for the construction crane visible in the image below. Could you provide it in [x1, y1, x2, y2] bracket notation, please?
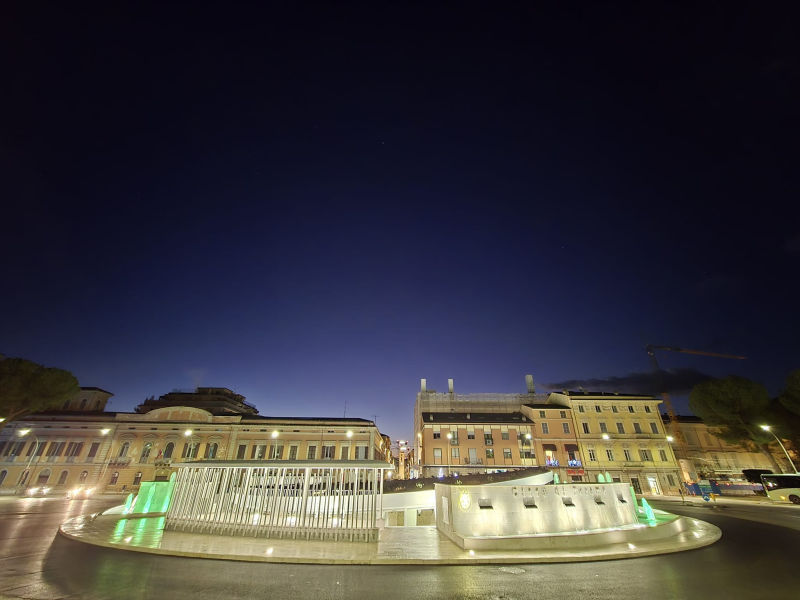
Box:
[645, 345, 746, 466]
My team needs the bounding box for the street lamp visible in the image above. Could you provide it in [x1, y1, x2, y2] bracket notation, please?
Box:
[761, 426, 798, 473]
[184, 429, 200, 461]
[525, 433, 532, 466]
[98, 427, 118, 487]
[16, 428, 39, 493]
[446, 432, 452, 476]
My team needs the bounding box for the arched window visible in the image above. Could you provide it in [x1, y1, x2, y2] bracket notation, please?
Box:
[205, 442, 219, 459]
[163, 442, 175, 459]
[58, 470, 69, 485]
[133, 472, 143, 486]
[118, 442, 130, 457]
[141, 442, 153, 461]
[37, 469, 51, 485]
[79, 399, 87, 409]
[0, 470, 7, 486]
[62, 400, 70, 410]
[109, 471, 119, 485]
[93, 400, 101, 410]
[79, 471, 88, 484]
[19, 470, 30, 485]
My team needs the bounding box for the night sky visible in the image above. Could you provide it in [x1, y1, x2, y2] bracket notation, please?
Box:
[3, 3, 798, 443]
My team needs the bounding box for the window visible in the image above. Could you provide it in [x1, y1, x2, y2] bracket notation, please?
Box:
[539, 411, 546, 419]
[659, 449, 668, 461]
[582, 423, 590, 434]
[588, 449, 597, 461]
[206, 442, 219, 459]
[451, 448, 460, 459]
[163, 442, 175, 459]
[650, 422, 659, 434]
[560, 411, 567, 418]
[633, 422, 642, 434]
[595, 405, 601, 413]
[541, 423, 549, 434]
[307, 446, 317, 460]
[467, 431, 475, 440]
[612, 406, 618, 413]
[623, 449, 632, 461]
[269, 444, 284, 459]
[133, 472, 143, 486]
[503, 449, 512, 460]
[236, 444, 247, 459]
[433, 432, 441, 440]
[606, 449, 614, 461]
[599, 422, 608, 433]
[485, 449, 494, 459]
[62, 400, 70, 409]
[562, 423, 570, 434]
[340, 446, 349, 460]
[628, 406, 635, 413]
[109, 471, 119, 485]
[433, 448, 442, 462]
[645, 406, 652, 413]
[578, 405, 585, 413]
[640, 449, 652, 461]
[322, 445, 335, 460]
[141, 442, 153, 460]
[58, 470, 69, 485]
[484, 433, 493, 445]
[287, 446, 298, 460]
[355, 446, 368, 460]
[36, 468, 51, 485]
[450, 432, 458, 445]
[183, 443, 199, 459]
[118, 442, 130, 458]
[616, 422, 625, 434]
[79, 471, 88, 483]
[93, 400, 101, 410]
[79, 399, 87, 409]
[501, 431, 509, 440]
[666, 474, 676, 487]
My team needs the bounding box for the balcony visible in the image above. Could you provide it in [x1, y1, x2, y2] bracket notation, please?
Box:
[463, 458, 484, 465]
[107, 456, 133, 466]
[153, 458, 172, 467]
[623, 461, 644, 467]
[634, 433, 651, 439]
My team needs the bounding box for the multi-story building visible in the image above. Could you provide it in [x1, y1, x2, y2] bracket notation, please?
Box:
[663, 415, 777, 481]
[136, 387, 258, 416]
[58, 387, 114, 412]
[548, 390, 682, 495]
[413, 377, 581, 482]
[0, 387, 390, 494]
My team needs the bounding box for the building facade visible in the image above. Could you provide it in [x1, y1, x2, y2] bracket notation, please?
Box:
[548, 390, 682, 495]
[413, 378, 581, 483]
[0, 387, 390, 494]
[663, 415, 777, 482]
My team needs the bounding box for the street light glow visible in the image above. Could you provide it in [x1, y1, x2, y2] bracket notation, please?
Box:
[271, 431, 279, 438]
[101, 428, 111, 435]
[347, 431, 353, 438]
[666, 436, 674, 442]
[760, 425, 770, 431]
[602, 434, 610, 440]
[19, 428, 31, 436]
[525, 433, 532, 440]
[184, 429, 193, 437]
[446, 432, 452, 439]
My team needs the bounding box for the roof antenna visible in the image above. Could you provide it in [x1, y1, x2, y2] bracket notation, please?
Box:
[343, 399, 347, 418]
[371, 414, 380, 426]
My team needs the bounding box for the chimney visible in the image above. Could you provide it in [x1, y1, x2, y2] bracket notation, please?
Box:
[525, 374, 536, 394]
[448, 379, 454, 393]
[421, 379, 427, 393]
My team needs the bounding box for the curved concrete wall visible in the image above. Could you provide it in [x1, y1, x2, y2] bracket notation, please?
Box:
[436, 482, 639, 543]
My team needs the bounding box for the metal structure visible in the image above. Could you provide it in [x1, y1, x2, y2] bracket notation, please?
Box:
[645, 344, 746, 463]
[165, 460, 391, 542]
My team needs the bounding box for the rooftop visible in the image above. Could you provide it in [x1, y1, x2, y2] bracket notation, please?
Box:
[422, 412, 529, 423]
[557, 390, 657, 399]
[79, 387, 114, 395]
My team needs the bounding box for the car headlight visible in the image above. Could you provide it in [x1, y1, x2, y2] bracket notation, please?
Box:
[42, 487, 51, 493]
[28, 487, 39, 495]
[87, 488, 95, 494]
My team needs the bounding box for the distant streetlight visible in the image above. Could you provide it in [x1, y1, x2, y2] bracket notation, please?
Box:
[666, 436, 674, 442]
[17, 428, 39, 492]
[184, 430, 199, 461]
[761, 426, 798, 473]
[346, 431, 353, 438]
[271, 431, 279, 438]
[446, 432, 453, 476]
[602, 434, 610, 440]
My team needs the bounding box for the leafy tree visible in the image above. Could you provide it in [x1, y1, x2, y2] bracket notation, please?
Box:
[688, 376, 784, 473]
[0, 358, 80, 431]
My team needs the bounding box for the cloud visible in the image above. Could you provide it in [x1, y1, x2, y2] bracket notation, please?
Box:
[541, 367, 715, 396]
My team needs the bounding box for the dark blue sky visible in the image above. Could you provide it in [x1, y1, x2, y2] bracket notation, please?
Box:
[3, 3, 799, 442]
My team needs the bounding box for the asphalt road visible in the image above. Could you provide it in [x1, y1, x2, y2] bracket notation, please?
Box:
[1, 495, 799, 600]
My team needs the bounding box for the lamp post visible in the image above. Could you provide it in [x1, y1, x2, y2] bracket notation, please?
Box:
[16, 428, 39, 493]
[446, 432, 452, 476]
[761, 426, 798, 473]
[184, 430, 200, 461]
[524, 433, 532, 467]
[97, 428, 117, 488]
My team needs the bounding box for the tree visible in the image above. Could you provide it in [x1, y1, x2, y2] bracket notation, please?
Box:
[688, 376, 784, 473]
[0, 358, 80, 431]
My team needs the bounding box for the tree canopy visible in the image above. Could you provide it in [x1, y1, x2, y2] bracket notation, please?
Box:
[689, 375, 783, 472]
[0, 358, 80, 430]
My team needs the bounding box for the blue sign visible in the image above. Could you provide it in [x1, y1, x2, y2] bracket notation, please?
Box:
[702, 494, 711, 502]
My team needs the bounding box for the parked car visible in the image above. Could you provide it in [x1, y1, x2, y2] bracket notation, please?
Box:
[25, 486, 52, 497]
[65, 486, 95, 500]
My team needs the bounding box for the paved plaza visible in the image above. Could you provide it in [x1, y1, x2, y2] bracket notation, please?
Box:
[1, 495, 799, 599]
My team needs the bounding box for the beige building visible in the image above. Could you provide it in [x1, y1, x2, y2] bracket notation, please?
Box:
[663, 415, 776, 482]
[0, 387, 390, 494]
[548, 391, 682, 495]
[413, 378, 582, 482]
